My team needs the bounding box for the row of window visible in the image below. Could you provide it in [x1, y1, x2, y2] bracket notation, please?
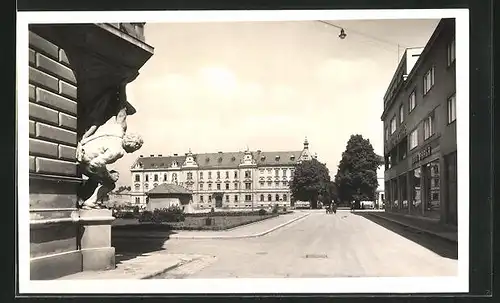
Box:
[259, 168, 295, 176]
[199, 194, 289, 203]
[386, 38, 455, 139]
[135, 168, 296, 183]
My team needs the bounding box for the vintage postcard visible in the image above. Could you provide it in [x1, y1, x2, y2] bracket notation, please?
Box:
[17, 9, 469, 294]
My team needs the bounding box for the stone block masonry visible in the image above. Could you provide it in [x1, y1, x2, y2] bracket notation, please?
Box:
[28, 31, 78, 177]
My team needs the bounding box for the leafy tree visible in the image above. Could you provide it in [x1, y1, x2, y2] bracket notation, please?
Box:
[334, 134, 383, 208]
[290, 158, 331, 209]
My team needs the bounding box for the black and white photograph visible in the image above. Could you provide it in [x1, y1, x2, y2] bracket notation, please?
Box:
[17, 9, 471, 294]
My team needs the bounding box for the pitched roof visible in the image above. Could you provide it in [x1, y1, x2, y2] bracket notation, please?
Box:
[133, 150, 303, 170]
[146, 183, 193, 195]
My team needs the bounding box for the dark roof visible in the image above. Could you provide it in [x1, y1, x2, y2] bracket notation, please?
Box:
[133, 150, 303, 170]
[146, 183, 193, 195]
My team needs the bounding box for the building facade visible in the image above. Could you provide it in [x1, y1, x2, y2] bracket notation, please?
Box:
[130, 139, 316, 210]
[381, 19, 457, 226]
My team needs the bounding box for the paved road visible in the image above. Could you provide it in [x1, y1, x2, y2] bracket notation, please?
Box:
[114, 210, 457, 278]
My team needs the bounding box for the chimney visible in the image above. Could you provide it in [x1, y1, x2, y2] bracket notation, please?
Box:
[150, 154, 154, 157]
[158, 154, 162, 157]
[173, 153, 178, 156]
[139, 155, 143, 157]
[218, 151, 223, 154]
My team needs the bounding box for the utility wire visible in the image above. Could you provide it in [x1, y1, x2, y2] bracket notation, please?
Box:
[318, 20, 407, 65]
[318, 20, 409, 49]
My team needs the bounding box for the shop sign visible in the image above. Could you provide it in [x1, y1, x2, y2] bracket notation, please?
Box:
[412, 145, 432, 164]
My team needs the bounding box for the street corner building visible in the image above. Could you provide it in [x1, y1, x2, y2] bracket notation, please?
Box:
[130, 138, 317, 211]
[381, 18, 457, 226]
[27, 23, 154, 279]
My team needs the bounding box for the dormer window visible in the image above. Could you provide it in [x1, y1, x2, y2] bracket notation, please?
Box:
[218, 157, 223, 163]
[231, 156, 236, 161]
[290, 155, 295, 160]
[206, 157, 210, 162]
[275, 155, 280, 161]
[261, 155, 266, 161]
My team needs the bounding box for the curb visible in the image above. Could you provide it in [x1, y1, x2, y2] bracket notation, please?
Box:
[368, 213, 457, 243]
[170, 213, 310, 240]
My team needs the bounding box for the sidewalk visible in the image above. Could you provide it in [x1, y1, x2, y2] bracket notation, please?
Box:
[58, 252, 212, 280]
[367, 211, 458, 243]
[112, 211, 309, 240]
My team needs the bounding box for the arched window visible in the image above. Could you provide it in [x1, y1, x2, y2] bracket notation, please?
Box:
[268, 194, 272, 202]
[283, 194, 287, 201]
[260, 194, 264, 201]
[163, 173, 167, 181]
[276, 194, 280, 201]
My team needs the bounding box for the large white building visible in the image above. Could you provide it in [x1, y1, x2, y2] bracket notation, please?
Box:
[130, 139, 317, 210]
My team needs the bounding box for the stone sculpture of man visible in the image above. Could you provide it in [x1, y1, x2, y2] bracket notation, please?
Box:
[76, 83, 143, 209]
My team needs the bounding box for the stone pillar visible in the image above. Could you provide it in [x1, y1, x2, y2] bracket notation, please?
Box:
[78, 209, 115, 271]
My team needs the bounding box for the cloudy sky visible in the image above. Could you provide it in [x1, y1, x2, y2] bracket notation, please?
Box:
[110, 18, 440, 186]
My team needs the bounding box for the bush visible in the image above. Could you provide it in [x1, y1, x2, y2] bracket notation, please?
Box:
[258, 208, 267, 216]
[138, 206, 185, 223]
[138, 210, 153, 222]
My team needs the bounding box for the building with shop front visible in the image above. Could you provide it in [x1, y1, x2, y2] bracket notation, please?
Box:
[130, 138, 317, 210]
[381, 18, 457, 226]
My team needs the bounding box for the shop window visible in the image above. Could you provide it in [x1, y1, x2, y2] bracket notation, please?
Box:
[391, 179, 398, 209]
[410, 168, 422, 214]
[423, 160, 440, 218]
[399, 174, 408, 211]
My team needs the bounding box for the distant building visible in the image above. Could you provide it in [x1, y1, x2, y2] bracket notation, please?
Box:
[380, 19, 456, 225]
[130, 138, 317, 210]
[107, 188, 132, 207]
[146, 183, 194, 212]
